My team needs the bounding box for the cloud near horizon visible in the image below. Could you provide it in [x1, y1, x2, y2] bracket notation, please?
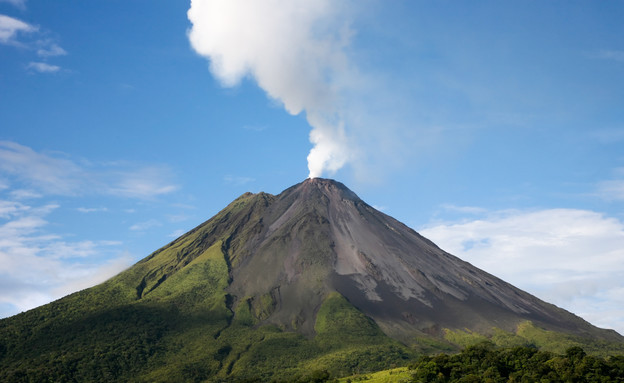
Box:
[419, 208, 624, 335]
[0, 141, 183, 318]
[0, 200, 132, 317]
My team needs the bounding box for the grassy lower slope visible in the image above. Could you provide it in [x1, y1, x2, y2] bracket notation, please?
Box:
[0, 243, 414, 382]
[337, 367, 412, 383]
[444, 321, 624, 357]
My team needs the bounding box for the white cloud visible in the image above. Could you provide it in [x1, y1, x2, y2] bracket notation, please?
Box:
[0, 141, 85, 195]
[129, 219, 161, 232]
[0, 200, 30, 219]
[0, 141, 179, 199]
[107, 166, 179, 199]
[596, 179, 624, 201]
[0, 144, 176, 318]
[0, 14, 36, 45]
[36, 42, 66, 57]
[0, 200, 132, 317]
[419, 208, 624, 334]
[9, 189, 42, 199]
[0, 14, 66, 72]
[27, 61, 61, 73]
[49, 254, 132, 299]
[0, 0, 26, 10]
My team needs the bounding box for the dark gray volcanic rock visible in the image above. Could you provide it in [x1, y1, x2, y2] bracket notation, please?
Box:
[2, 178, 622, 382]
[218, 178, 619, 342]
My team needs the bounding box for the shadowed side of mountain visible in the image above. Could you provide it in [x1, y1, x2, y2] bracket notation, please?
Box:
[0, 178, 622, 382]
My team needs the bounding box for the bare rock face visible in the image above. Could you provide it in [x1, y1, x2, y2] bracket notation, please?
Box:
[209, 178, 618, 342]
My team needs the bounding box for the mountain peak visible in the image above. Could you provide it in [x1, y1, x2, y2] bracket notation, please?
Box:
[283, 177, 361, 204]
[303, 177, 348, 189]
[114, 178, 624, 343]
[213, 179, 619, 342]
[1, 178, 622, 381]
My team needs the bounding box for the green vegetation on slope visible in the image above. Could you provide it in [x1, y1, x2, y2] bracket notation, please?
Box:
[337, 367, 412, 383]
[0, 249, 414, 382]
[408, 343, 624, 382]
[0, 286, 415, 382]
[444, 321, 624, 357]
[1, 189, 622, 382]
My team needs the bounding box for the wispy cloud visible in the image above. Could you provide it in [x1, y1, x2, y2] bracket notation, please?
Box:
[9, 189, 42, 199]
[440, 203, 488, 215]
[0, 200, 30, 219]
[594, 168, 624, 201]
[168, 229, 186, 238]
[129, 219, 161, 232]
[596, 50, 624, 63]
[0, 0, 27, 10]
[224, 175, 255, 186]
[27, 61, 60, 73]
[0, 141, 85, 195]
[167, 214, 189, 223]
[36, 42, 66, 58]
[107, 166, 179, 199]
[0, 200, 132, 317]
[420, 208, 624, 334]
[0, 13, 66, 72]
[0, 14, 36, 45]
[596, 179, 624, 201]
[0, 141, 179, 200]
[242, 125, 267, 132]
[589, 128, 624, 144]
[76, 207, 108, 213]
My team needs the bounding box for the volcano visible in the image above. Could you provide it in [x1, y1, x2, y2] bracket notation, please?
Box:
[0, 178, 622, 382]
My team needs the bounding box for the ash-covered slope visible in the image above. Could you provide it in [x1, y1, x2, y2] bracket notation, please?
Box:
[214, 178, 619, 341]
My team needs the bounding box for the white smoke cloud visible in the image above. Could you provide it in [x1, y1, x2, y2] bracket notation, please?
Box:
[187, 0, 356, 178]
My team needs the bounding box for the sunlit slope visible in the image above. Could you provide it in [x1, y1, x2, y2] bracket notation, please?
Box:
[0, 178, 622, 382]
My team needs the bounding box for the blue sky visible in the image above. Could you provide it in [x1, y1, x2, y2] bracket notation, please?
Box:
[1, 1, 624, 334]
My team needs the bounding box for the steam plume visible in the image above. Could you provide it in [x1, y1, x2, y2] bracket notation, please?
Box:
[187, 0, 354, 178]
